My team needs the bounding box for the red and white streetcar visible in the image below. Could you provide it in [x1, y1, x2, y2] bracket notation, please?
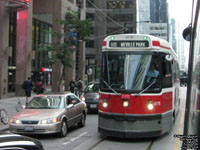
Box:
[98, 34, 180, 138]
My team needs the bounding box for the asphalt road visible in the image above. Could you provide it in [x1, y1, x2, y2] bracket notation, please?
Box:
[4, 87, 187, 150]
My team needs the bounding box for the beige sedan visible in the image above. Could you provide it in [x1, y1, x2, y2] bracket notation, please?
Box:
[9, 92, 87, 137]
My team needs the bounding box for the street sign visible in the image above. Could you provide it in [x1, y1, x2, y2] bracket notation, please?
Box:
[87, 68, 93, 76]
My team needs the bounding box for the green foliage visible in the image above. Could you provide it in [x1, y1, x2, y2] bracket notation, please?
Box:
[38, 9, 92, 80]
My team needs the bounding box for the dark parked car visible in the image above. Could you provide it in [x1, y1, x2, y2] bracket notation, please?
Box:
[0, 133, 44, 150]
[83, 82, 100, 112]
[180, 71, 188, 86]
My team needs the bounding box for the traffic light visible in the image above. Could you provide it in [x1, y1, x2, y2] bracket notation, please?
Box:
[24, 0, 30, 2]
[41, 67, 45, 72]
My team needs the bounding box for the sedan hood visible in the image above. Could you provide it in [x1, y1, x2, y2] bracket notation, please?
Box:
[12, 109, 64, 120]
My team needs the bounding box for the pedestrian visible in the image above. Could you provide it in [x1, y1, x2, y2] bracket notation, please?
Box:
[21, 77, 33, 105]
[69, 79, 75, 93]
[77, 78, 83, 97]
[35, 79, 44, 94]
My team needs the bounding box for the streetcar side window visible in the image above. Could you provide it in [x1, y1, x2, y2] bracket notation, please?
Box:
[162, 57, 172, 88]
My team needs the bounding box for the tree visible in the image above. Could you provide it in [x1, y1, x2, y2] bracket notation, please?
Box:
[38, 9, 92, 91]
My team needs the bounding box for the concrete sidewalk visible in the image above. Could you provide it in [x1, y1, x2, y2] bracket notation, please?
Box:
[0, 87, 51, 132]
[0, 95, 27, 132]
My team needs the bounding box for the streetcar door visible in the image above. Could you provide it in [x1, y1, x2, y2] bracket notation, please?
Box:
[161, 55, 172, 88]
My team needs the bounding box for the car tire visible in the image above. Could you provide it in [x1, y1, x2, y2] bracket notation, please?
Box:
[78, 113, 85, 127]
[58, 120, 68, 137]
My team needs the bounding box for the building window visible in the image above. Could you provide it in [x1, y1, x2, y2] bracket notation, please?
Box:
[86, 13, 94, 20]
[32, 18, 52, 81]
[107, 1, 133, 9]
[107, 14, 133, 22]
[86, 0, 95, 8]
[68, 0, 74, 3]
[9, 11, 17, 66]
[107, 27, 124, 35]
[86, 40, 95, 48]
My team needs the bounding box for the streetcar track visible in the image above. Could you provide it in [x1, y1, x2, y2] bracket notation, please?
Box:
[88, 135, 107, 150]
[87, 136, 156, 150]
[145, 138, 155, 150]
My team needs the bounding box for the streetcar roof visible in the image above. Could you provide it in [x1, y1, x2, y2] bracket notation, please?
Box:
[102, 34, 177, 59]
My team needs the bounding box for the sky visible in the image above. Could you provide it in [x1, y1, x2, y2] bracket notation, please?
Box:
[167, 0, 193, 67]
[167, 0, 193, 27]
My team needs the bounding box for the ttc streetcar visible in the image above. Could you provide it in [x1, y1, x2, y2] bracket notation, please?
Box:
[98, 34, 180, 138]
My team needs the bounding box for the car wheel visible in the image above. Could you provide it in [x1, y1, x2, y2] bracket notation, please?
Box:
[58, 120, 68, 137]
[78, 113, 85, 127]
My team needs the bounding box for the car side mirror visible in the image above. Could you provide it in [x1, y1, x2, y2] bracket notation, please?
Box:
[16, 101, 25, 112]
[67, 104, 74, 109]
[183, 25, 192, 41]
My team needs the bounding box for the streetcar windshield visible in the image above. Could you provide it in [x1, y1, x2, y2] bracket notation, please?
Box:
[100, 52, 161, 93]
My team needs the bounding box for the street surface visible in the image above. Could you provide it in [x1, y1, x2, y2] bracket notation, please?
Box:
[1, 87, 187, 150]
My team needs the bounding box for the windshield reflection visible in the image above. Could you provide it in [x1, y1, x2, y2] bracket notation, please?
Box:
[26, 96, 64, 109]
[101, 52, 161, 93]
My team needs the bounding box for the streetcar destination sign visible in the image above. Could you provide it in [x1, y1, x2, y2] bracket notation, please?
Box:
[109, 41, 149, 48]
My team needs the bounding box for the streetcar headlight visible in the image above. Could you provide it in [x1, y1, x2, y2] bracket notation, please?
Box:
[102, 99, 108, 108]
[123, 100, 129, 107]
[147, 100, 154, 110]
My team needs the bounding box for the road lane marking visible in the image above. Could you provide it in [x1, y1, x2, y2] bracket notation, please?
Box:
[174, 110, 185, 150]
[62, 132, 88, 145]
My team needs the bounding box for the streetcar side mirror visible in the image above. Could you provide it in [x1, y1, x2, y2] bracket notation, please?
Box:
[183, 25, 192, 41]
[165, 54, 172, 61]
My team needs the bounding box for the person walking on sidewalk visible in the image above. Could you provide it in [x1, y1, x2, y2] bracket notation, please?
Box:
[35, 79, 44, 94]
[22, 77, 33, 105]
[69, 79, 75, 93]
[77, 78, 83, 97]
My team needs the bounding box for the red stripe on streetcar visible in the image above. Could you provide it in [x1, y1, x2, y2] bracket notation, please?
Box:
[160, 45, 171, 50]
[152, 41, 171, 50]
[102, 41, 107, 46]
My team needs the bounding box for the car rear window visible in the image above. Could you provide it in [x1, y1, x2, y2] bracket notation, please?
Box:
[84, 83, 99, 93]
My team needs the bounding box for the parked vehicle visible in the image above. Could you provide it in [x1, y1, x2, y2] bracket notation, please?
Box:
[9, 92, 87, 137]
[0, 133, 44, 150]
[180, 70, 188, 86]
[83, 82, 100, 112]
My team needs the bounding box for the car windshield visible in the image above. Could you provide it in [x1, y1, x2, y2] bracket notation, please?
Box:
[26, 96, 64, 109]
[84, 83, 99, 93]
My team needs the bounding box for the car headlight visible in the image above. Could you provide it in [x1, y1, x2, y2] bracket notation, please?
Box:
[10, 119, 22, 124]
[41, 118, 59, 124]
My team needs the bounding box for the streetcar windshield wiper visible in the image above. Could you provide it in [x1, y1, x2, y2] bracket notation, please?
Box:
[101, 78, 120, 95]
[137, 79, 156, 95]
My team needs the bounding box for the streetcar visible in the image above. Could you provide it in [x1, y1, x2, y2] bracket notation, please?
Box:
[98, 34, 180, 138]
[182, 0, 200, 149]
